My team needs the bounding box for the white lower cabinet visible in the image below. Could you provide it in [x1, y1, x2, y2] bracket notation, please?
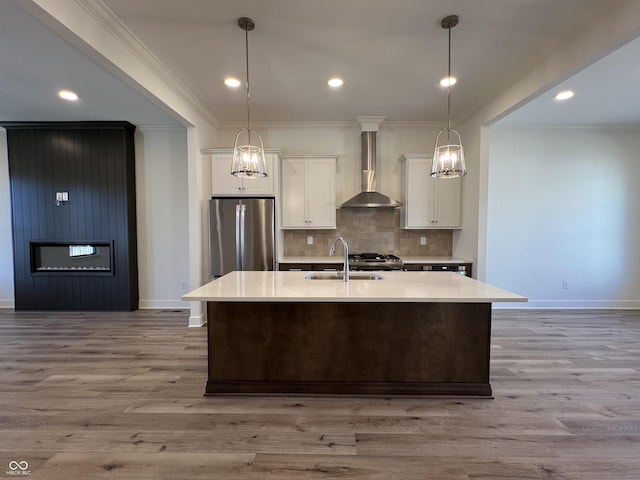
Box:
[208, 149, 278, 196]
[281, 155, 336, 229]
[400, 154, 461, 229]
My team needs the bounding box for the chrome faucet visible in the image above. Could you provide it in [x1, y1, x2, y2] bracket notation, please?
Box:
[329, 237, 349, 282]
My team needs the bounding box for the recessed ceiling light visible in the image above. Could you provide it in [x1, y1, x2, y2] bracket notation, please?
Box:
[440, 76, 457, 87]
[328, 77, 344, 88]
[58, 90, 78, 101]
[555, 90, 574, 101]
[224, 78, 241, 88]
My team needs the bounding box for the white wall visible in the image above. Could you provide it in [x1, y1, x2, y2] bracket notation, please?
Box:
[136, 127, 189, 308]
[452, 121, 485, 270]
[487, 127, 640, 308]
[0, 131, 14, 307]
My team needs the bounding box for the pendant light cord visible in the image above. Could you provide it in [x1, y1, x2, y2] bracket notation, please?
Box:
[447, 25, 452, 131]
[231, 17, 267, 178]
[244, 24, 251, 140]
[432, 14, 466, 178]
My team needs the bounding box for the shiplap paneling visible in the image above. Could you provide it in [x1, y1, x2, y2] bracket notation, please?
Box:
[3, 122, 138, 311]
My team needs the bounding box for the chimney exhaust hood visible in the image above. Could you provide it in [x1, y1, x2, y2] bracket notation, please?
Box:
[341, 117, 401, 208]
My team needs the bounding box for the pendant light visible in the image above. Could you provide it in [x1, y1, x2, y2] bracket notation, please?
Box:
[231, 17, 268, 178]
[431, 15, 466, 178]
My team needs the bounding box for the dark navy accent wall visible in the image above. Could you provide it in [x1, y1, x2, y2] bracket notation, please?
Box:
[2, 122, 138, 311]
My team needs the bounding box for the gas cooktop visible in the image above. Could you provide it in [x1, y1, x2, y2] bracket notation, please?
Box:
[348, 253, 403, 271]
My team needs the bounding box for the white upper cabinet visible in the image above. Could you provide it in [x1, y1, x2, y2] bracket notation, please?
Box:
[210, 150, 277, 196]
[281, 155, 336, 229]
[400, 154, 461, 229]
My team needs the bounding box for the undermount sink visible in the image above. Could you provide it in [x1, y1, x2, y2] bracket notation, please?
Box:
[304, 272, 384, 281]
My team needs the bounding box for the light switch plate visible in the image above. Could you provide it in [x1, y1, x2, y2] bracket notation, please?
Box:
[307, 236, 313, 245]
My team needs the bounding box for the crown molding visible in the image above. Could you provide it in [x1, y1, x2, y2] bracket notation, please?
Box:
[137, 125, 187, 133]
[201, 147, 283, 156]
[383, 120, 443, 128]
[218, 120, 443, 129]
[219, 121, 356, 129]
[492, 123, 640, 131]
[75, 0, 220, 127]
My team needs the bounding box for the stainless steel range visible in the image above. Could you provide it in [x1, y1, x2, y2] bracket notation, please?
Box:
[348, 253, 403, 271]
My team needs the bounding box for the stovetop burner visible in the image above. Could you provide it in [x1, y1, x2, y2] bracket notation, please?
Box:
[348, 253, 403, 270]
[351, 253, 389, 261]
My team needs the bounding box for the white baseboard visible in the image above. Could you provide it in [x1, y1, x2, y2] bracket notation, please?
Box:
[188, 313, 206, 328]
[139, 299, 189, 309]
[493, 300, 640, 309]
[0, 299, 15, 309]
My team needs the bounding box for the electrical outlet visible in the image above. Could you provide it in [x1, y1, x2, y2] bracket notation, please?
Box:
[55, 192, 63, 201]
[562, 281, 569, 290]
[420, 236, 427, 245]
[307, 236, 313, 245]
[62, 192, 69, 201]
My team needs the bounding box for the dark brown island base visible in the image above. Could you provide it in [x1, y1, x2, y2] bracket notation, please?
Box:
[183, 271, 527, 397]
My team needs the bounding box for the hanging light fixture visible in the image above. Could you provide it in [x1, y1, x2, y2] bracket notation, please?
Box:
[431, 15, 466, 178]
[231, 17, 268, 178]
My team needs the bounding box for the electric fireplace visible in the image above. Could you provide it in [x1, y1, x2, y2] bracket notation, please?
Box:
[31, 241, 114, 275]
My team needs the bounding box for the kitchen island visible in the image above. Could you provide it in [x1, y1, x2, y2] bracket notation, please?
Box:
[183, 271, 526, 397]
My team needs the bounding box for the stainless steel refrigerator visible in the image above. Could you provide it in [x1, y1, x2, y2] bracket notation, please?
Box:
[209, 197, 275, 278]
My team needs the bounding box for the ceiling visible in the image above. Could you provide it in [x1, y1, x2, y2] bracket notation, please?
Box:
[498, 32, 640, 126]
[0, 0, 182, 127]
[1, 0, 638, 128]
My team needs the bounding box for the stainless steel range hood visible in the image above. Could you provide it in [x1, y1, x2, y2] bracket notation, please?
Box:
[341, 118, 401, 208]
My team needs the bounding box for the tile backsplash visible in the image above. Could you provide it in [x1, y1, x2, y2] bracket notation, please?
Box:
[283, 208, 453, 256]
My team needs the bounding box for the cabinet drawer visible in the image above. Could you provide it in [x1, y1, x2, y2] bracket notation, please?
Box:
[403, 263, 472, 277]
[279, 263, 342, 271]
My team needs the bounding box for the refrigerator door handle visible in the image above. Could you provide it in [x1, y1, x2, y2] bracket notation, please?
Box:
[239, 204, 246, 270]
[235, 204, 242, 270]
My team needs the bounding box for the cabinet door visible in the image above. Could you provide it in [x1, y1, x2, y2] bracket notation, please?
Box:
[400, 155, 461, 229]
[243, 153, 275, 195]
[212, 153, 274, 195]
[306, 159, 336, 228]
[432, 177, 461, 228]
[212, 153, 242, 194]
[281, 156, 336, 229]
[404, 158, 432, 228]
[281, 158, 307, 227]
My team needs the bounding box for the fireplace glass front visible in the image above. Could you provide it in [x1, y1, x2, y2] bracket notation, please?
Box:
[31, 242, 113, 274]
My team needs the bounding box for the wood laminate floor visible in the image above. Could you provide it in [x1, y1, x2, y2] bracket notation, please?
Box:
[0, 309, 639, 479]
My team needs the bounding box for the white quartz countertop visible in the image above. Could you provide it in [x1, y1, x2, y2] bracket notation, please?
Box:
[278, 256, 472, 264]
[182, 271, 527, 303]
